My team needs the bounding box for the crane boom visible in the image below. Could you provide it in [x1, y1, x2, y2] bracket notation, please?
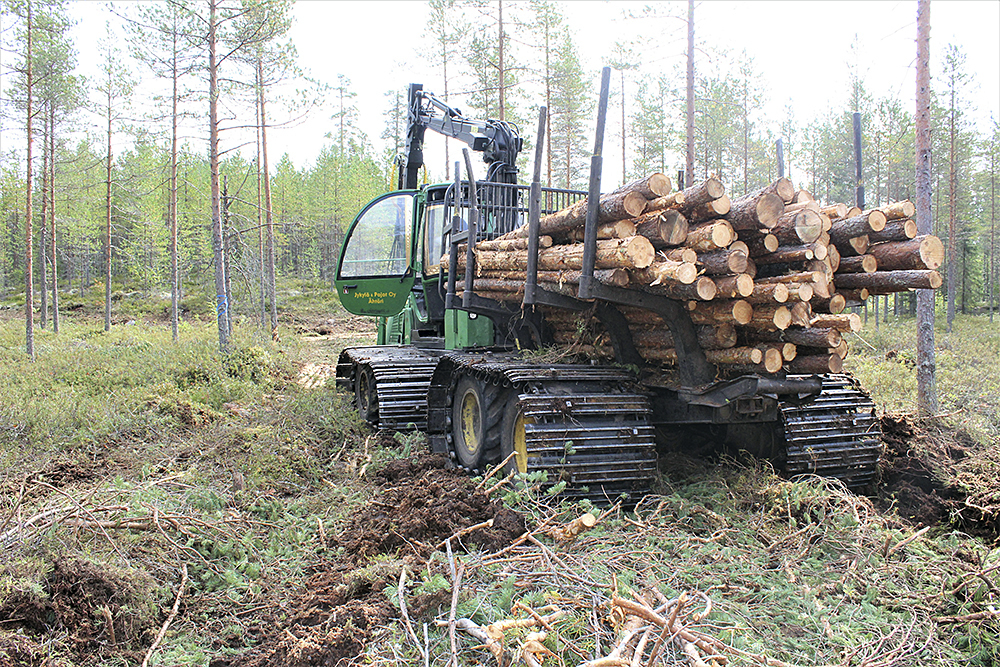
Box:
[400, 83, 521, 189]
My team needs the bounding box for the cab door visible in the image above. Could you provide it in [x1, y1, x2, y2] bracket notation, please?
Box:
[335, 191, 417, 317]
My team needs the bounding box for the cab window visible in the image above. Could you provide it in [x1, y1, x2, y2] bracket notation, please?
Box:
[339, 193, 413, 279]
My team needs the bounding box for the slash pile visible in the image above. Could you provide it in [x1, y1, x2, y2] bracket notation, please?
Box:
[446, 173, 943, 376]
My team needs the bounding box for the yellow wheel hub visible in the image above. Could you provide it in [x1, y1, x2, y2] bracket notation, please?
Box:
[460, 390, 482, 456]
[512, 411, 532, 474]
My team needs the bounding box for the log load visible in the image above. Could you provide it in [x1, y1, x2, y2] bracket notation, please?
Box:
[834, 270, 943, 293]
[772, 209, 823, 244]
[713, 274, 755, 299]
[611, 173, 672, 199]
[463, 181, 938, 377]
[811, 292, 848, 314]
[879, 200, 916, 220]
[787, 354, 843, 374]
[660, 247, 699, 263]
[645, 191, 685, 212]
[497, 189, 647, 240]
[835, 255, 878, 274]
[698, 249, 748, 275]
[687, 194, 731, 223]
[688, 299, 753, 325]
[684, 220, 735, 252]
[445, 236, 656, 272]
[630, 259, 699, 286]
[566, 219, 637, 241]
[866, 235, 944, 271]
[679, 178, 725, 213]
[869, 218, 918, 243]
[632, 209, 689, 247]
[725, 191, 784, 230]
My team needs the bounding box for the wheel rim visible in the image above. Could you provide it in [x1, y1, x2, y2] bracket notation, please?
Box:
[512, 411, 531, 474]
[459, 389, 482, 458]
[357, 371, 371, 413]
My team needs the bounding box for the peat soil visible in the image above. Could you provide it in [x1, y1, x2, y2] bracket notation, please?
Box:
[214, 453, 526, 667]
[876, 413, 996, 538]
[0, 557, 159, 666]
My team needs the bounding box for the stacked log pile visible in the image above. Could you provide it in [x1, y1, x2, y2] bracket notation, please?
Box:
[445, 173, 942, 377]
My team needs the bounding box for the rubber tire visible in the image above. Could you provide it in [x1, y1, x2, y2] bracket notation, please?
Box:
[451, 375, 504, 470]
[500, 393, 531, 475]
[355, 365, 379, 424]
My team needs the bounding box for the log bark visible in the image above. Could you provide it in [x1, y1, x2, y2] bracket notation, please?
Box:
[638, 276, 717, 301]
[837, 288, 869, 304]
[566, 219, 637, 241]
[869, 218, 918, 243]
[630, 259, 699, 285]
[745, 304, 791, 330]
[753, 245, 815, 265]
[810, 312, 862, 332]
[742, 326, 842, 349]
[830, 210, 888, 241]
[726, 191, 784, 230]
[633, 209, 688, 248]
[782, 199, 820, 216]
[698, 249, 748, 275]
[476, 268, 630, 288]
[834, 269, 942, 293]
[787, 282, 814, 302]
[454, 237, 656, 272]
[879, 200, 915, 220]
[475, 235, 554, 252]
[713, 274, 755, 298]
[740, 232, 780, 256]
[684, 220, 734, 252]
[762, 177, 795, 203]
[832, 234, 869, 257]
[611, 173, 672, 199]
[627, 323, 736, 350]
[820, 203, 848, 219]
[746, 282, 789, 304]
[835, 255, 878, 273]
[772, 209, 823, 244]
[688, 299, 753, 325]
[660, 247, 698, 264]
[789, 301, 812, 327]
[645, 191, 685, 211]
[679, 178, 725, 212]
[793, 188, 814, 203]
[498, 190, 647, 240]
[787, 354, 843, 374]
[867, 235, 944, 271]
[687, 194, 731, 222]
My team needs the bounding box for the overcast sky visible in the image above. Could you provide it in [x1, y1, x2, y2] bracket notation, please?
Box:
[42, 1, 1000, 186]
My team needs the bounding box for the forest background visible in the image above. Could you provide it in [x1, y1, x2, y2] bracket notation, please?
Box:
[0, 0, 998, 346]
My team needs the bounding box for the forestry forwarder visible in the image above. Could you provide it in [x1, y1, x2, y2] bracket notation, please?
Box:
[334, 76, 880, 500]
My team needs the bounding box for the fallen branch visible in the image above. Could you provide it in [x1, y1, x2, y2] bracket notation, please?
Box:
[141, 563, 188, 667]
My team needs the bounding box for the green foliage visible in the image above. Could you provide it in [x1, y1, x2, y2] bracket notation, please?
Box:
[222, 344, 274, 383]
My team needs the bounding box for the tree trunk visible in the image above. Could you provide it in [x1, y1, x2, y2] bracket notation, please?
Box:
[771, 209, 822, 244]
[171, 15, 181, 342]
[259, 60, 277, 336]
[712, 273, 754, 299]
[630, 259, 699, 286]
[835, 255, 878, 273]
[209, 0, 229, 352]
[697, 248, 747, 275]
[24, 0, 34, 360]
[684, 220, 734, 252]
[454, 237, 655, 272]
[688, 299, 753, 325]
[49, 103, 58, 334]
[679, 178, 725, 213]
[915, 0, 938, 414]
[105, 77, 113, 332]
[39, 116, 48, 329]
[499, 190, 646, 240]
